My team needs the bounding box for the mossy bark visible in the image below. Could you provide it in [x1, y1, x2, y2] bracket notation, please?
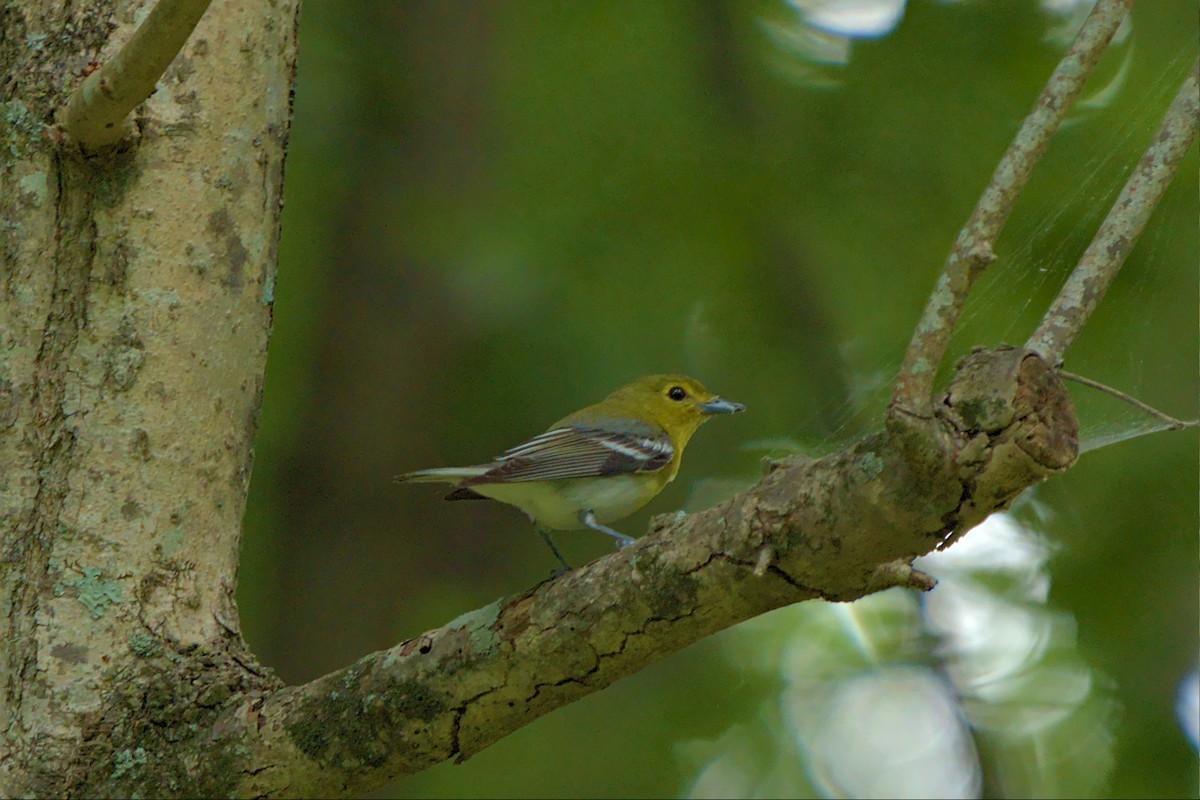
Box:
[1, 0, 299, 794]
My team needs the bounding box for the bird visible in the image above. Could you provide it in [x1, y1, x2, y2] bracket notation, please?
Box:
[395, 374, 744, 570]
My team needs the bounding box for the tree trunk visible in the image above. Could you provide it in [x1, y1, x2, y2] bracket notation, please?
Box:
[1, 0, 299, 793]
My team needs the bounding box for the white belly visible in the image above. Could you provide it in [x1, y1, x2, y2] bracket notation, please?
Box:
[474, 475, 653, 530]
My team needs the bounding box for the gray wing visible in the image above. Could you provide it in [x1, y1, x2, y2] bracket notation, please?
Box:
[464, 420, 673, 484]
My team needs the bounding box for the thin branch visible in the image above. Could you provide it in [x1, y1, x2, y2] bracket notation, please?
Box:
[890, 0, 1130, 417]
[1028, 58, 1200, 362]
[1058, 369, 1199, 431]
[60, 0, 213, 149]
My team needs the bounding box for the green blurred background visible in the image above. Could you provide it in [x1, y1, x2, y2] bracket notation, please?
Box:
[238, 1, 1198, 797]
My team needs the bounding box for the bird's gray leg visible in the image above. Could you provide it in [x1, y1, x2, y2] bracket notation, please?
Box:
[535, 526, 573, 573]
[580, 510, 636, 549]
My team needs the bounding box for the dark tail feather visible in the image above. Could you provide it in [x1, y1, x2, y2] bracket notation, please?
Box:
[444, 487, 490, 502]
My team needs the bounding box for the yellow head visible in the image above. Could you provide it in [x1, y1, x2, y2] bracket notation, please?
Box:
[580, 374, 744, 449]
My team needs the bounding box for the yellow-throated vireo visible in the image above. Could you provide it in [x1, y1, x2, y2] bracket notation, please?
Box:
[395, 374, 743, 570]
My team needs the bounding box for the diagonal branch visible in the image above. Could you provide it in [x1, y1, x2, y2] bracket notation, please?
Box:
[889, 0, 1130, 418]
[60, 0, 213, 150]
[174, 348, 1077, 799]
[1027, 58, 1199, 362]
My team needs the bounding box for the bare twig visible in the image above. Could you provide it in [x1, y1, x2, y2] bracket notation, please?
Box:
[890, 0, 1131, 417]
[60, 0, 213, 149]
[1028, 59, 1200, 362]
[1058, 369, 1199, 431]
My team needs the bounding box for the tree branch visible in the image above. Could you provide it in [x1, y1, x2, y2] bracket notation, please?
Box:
[60, 0, 213, 149]
[1027, 58, 1200, 362]
[890, 0, 1130, 417]
[183, 347, 1077, 798]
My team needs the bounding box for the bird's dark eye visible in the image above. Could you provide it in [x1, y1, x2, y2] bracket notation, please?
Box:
[667, 386, 687, 401]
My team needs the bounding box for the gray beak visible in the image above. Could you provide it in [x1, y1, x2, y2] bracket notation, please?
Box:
[700, 397, 745, 415]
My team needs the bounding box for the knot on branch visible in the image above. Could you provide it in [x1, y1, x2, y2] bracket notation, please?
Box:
[937, 345, 1078, 536]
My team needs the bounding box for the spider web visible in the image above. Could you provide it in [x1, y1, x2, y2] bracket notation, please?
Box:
[681, 13, 1196, 800]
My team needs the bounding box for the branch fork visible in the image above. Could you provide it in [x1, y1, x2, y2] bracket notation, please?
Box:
[59, 0, 213, 151]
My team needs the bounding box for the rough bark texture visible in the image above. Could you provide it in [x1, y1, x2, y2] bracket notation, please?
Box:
[1, 0, 299, 794]
[221, 347, 1078, 798]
